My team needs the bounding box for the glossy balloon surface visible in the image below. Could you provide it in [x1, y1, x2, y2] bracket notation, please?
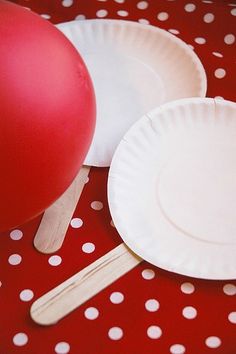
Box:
[0, 0, 96, 231]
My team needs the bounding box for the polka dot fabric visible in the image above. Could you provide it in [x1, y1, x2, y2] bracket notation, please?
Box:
[0, 1, 236, 353]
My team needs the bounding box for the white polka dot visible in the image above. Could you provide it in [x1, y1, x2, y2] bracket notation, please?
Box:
[181, 282, 195, 294]
[224, 34, 235, 45]
[212, 51, 223, 58]
[96, 9, 108, 17]
[91, 201, 103, 210]
[110, 292, 124, 304]
[215, 96, 224, 100]
[84, 307, 99, 320]
[41, 14, 51, 19]
[82, 242, 95, 254]
[188, 44, 194, 50]
[110, 219, 115, 227]
[55, 342, 70, 354]
[231, 8, 236, 16]
[13, 333, 28, 346]
[182, 306, 197, 319]
[170, 344, 186, 354]
[70, 218, 83, 228]
[202, 0, 213, 3]
[20, 289, 34, 302]
[114, 0, 125, 2]
[203, 13, 214, 23]
[108, 327, 123, 340]
[48, 255, 62, 266]
[145, 299, 160, 312]
[168, 29, 180, 35]
[137, 1, 149, 10]
[157, 12, 169, 21]
[194, 37, 206, 44]
[75, 14, 86, 20]
[147, 325, 162, 339]
[117, 10, 129, 17]
[205, 336, 221, 348]
[138, 18, 150, 24]
[10, 229, 23, 240]
[214, 68, 226, 79]
[8, 254, 22, 265]
[223, 284, 236, 295]
[0, 281, 2, 287]
[142, 269, 155, 280]
[184, 3, 196, 12]
[80, 174, 89, 184]
[228, 312, 236, 324]
[62, 0, 73, 7]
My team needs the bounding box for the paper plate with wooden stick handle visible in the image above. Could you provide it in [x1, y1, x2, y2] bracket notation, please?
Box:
[34, 18, 206, 254]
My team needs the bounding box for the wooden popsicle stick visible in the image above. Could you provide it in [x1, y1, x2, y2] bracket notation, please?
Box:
[34, 165, 91, 254]
[31, 243, 142, 325]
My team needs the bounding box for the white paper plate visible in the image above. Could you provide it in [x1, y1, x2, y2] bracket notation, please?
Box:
[108, 98, 236, 280]
[57, 20, 207, 167]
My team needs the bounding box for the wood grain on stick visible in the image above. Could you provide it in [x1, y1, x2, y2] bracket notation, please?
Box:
[34, 165, 90, 254]
[31, 243, 142, 325]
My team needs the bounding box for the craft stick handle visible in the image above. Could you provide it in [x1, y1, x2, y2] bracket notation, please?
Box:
[31, 243, 142, 325]
[34, 165, 91, 254]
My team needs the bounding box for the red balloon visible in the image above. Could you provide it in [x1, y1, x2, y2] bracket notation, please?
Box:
[0, 1, 96, 231]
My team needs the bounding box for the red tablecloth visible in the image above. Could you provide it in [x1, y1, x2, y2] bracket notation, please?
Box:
[1, 1, 236, 353]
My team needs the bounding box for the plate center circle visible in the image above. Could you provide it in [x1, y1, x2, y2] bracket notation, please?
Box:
[157, 143, 236, 245]
[85, 51, 165, 120]
[84, 51, 165, 160]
